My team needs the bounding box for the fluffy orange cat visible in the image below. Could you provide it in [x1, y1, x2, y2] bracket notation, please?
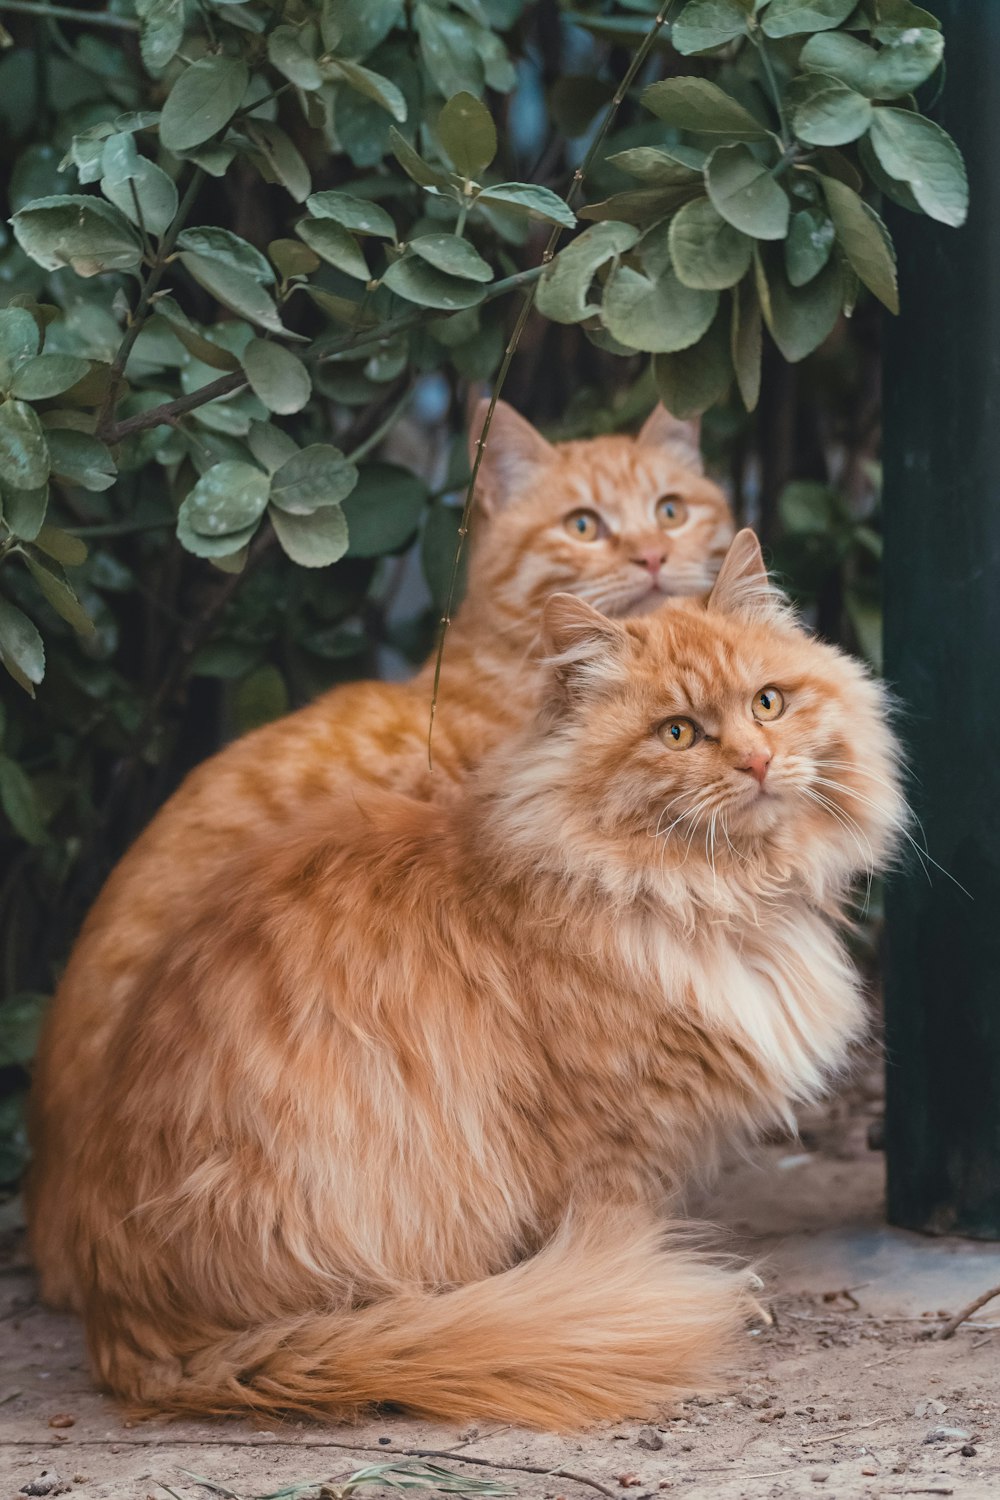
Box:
[29, 532, 905, 1429]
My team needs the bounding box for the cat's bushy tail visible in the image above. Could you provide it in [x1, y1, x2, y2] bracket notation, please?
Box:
[109, 1216, 757, 1429]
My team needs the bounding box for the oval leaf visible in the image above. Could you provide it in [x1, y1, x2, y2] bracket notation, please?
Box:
[706, 143, 790, 241]
[0, 400, 49, 489]
[641, 77, 770, 140]
[270, 444, 359, 514]
[381, 256, 486, 310]
[792, 75, 873, 147]
[11, 354, 91, 401]
[270, 503, 349, 567]
[100, 132, 178, 237]
[820, 175, 898, 313]
[409, 233, 492, 283]
[296, 219, 370, 281]
[673, 0, 752, 55]
[0, 599, 44, 695]
[180, 461, 270, 538]
[868, 107, 968, 228]
[180, 253, 285, 335]
[437, 90, 497, 178]
[341, 463, 427, 557]
[668, 197, 752, 290]
[306, 191, 396, 239]
[45, 429, 115, 491]
[242, 339, 312, 415]
[11, 195, 141, 276]
[473, 182, 575, 229]
[536, 221, 639, 325]
[602, 264, 718, 354]
[159, 56, 249, 153]
[761, 0, 855, 38]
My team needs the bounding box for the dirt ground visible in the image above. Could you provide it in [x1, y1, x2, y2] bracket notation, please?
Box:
[3, 1063, 999, 1500]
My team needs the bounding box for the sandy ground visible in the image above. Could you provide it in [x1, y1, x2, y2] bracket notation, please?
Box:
[3, 1067, 1000, 1500]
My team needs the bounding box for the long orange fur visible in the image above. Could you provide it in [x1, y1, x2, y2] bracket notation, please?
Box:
[28, 531, 906, 1428]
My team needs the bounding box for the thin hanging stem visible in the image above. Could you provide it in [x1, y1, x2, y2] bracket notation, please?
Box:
[425, 0, 680, 767]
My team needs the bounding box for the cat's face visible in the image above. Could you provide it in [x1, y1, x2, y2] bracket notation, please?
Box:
[468, 402, 734, 630]
[531, 532, 905, 892]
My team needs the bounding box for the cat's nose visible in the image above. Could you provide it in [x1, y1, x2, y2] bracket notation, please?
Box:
[737, 750, 772, 786]
[631, 550, 666, 576]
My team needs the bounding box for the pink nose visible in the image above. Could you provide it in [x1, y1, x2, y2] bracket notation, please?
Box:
[632, 551, 666, 577]
[739, 750, 772, 786]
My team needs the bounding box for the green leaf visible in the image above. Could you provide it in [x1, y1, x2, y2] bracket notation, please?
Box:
[342, 463, 427, 557]
[10, 355, 90, 400]
[269, 239, 321, 278]
[24, 553, 94, 635]
[179, 460, 270, 538]
[242, 339, 312, 415]
[34, 524, 87, 566]
[416, 3, 483, 99]
[578, 187, 695, 229]
[0, 992, 47, 1064]
[11, 194, 142, 276]
[270, 503, 350, 567]
[1, 484, 47, 540]
[135, 0, 185, 72]
[45, 428, 115, 491]
[0, 400, 49, 489]
[270, 444, 359, 514]
[232, 663, 289, 733]
[382, 256, 486, 310]
[761, 251, 844, 361]
[602, 263, 718, 354]
[389, 127, 452, 190]
[180, 253, 284, 335]
[306, 191, 396, 239]
[868, 108, 968, 228]
[267, 25, 324, 91]
[296, 219, 371, 281]
[100, 132, 178, 237]
[536, 221, 639, 324]
[246, 122, 311, 205]
[673, 0, 752, 55]
[857, 134, 921, 213]
[731, 275, 761, 411]
[0, 308, 41, 388]
[176, 510, 260, 559]
[871, 0, 941, 43]
[641, 77, 770, 140]
[669, 197, 752, 290]
[409, 233, 492, 283]
[653, 301, 732, 418]
[0, 599, 44, 695]
[606, 146, 704, 186]
[705, 143, 790, 241]
[0, 755, 46, 843]
[177, 226, 274, 284]
[791, 75, 873, 147]
[820, 174, 897, 313]
[785, 207, 835, 287]
[799, 33, 878, 94]
[247, 420, 299, 474]
[329, 59, 407, 124]
[474, 182, 575, 228]
[761, 0, 855, 38]
[437, 90, 497, 177]
[159, 56, 249, 153]
[868, 29, 943, 98]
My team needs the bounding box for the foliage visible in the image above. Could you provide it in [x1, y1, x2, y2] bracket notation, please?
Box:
[0, 0, 964, 1184]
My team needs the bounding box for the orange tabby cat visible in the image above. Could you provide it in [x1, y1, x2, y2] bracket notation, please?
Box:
[28, 532, 905, 1428]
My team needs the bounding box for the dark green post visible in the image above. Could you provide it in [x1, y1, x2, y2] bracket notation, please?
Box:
[883, 1, 1000, 1238]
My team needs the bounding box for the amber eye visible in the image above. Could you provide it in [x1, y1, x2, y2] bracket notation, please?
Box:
[752, 686, 785, 722]
[656, 495, 688, 530]
[563, 508, 603, 542]
[657, 717, 700, 750]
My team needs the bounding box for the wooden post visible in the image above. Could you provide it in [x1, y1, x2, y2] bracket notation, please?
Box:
[883, 0, 1000, 1238]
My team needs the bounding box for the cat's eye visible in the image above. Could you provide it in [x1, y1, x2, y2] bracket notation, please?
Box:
[657, 717, 700, 751]
[563, 508, 605, 542]
[656, 495, 688, 531]
[752, 686, 785, 722]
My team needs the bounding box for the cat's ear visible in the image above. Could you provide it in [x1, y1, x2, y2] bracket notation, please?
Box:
[638, 403, 703, 474]
[708, 529, 786, 623]
[469, 399, 556, 515]
[540, 593, 631, 703]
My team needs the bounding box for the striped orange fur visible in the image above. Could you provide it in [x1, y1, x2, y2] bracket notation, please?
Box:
[28, 532, 906, 1428]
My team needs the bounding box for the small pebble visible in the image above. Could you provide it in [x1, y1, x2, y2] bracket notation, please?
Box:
[961, 1444, 977, 1458]
[810, 1472, 830, 1484]
[47, 1415, 75, 1430]
[924, 1426, 971, 1444]
[617, 1474, 642, 1488]
[378, 1436, 392, 1446]
[636, 1427, 663, 1452]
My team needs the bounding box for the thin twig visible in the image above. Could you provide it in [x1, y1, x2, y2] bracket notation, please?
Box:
[801, 1415, 897, 1447]
[426, 0, 681, 767]
[408, 1449, 617, 1499]
[932, 1282, 1000, 1340]
[0, 0, 138, 27]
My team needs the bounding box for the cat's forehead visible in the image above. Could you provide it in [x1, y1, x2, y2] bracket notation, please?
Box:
[540, 438, 700, 517]
[637, 607, 806, 701]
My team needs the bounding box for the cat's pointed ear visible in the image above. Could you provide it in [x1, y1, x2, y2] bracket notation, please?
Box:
[638, 403, 703, 474]
[469, 398, 556, 515]
[707, 529, 786, 623]
[540, 593, 631, 702]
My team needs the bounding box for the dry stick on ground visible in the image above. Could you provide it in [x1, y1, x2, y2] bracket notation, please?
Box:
[932, 1283, 1000, 1340]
